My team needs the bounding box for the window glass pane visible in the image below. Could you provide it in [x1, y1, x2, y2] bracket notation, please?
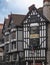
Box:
[13, 53, 17, 60]
[41, 50, 45, 57]
[11, 31, 16, 39]
[13, 41, 16, 49]
[11, 41, 16, 50]
[11, 43, 13, 50]
[18, 31, 22, 40]
[30, 24, 39, 48]
[5, 54, 10, 61]
[19, 52, 24, 59]
[30, 26, 39, 34]
[5, 44, 9, 52]
[5, 35, 9, 42]
[18, 42, 23, 51]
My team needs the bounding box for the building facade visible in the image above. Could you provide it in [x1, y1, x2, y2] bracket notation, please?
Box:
[22, 5, 48, 65]
[2, 14, 25, 63]
[0, 0, 50, 65]
[43, 0, 50, 65]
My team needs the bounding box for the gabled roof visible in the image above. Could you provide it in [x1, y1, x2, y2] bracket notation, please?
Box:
[2, 14, 25, 33]
[22, 4, 49, 24]
[9, 14, 25, 26]
[2, 18, 10, 33]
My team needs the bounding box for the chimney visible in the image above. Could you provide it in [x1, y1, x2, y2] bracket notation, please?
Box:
[43, 1, 50, 65]
[43, 0, 50, 2]
[43, 0, 50, 21]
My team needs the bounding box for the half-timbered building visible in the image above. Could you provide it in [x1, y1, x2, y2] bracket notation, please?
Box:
[0, 0, 50, 65]
[22, 5, 49, 65]
[2, 14, 25, 63]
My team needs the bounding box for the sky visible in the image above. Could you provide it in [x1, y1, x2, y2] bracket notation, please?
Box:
[0, 0, 43, 23]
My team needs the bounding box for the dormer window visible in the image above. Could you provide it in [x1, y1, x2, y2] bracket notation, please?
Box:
[18, 28, 22, 40]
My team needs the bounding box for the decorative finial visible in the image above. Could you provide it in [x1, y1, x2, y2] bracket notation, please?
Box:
[29, 4, 35, 11]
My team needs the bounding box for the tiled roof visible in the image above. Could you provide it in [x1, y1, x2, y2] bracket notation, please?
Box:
[9, 14, 25, 26]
